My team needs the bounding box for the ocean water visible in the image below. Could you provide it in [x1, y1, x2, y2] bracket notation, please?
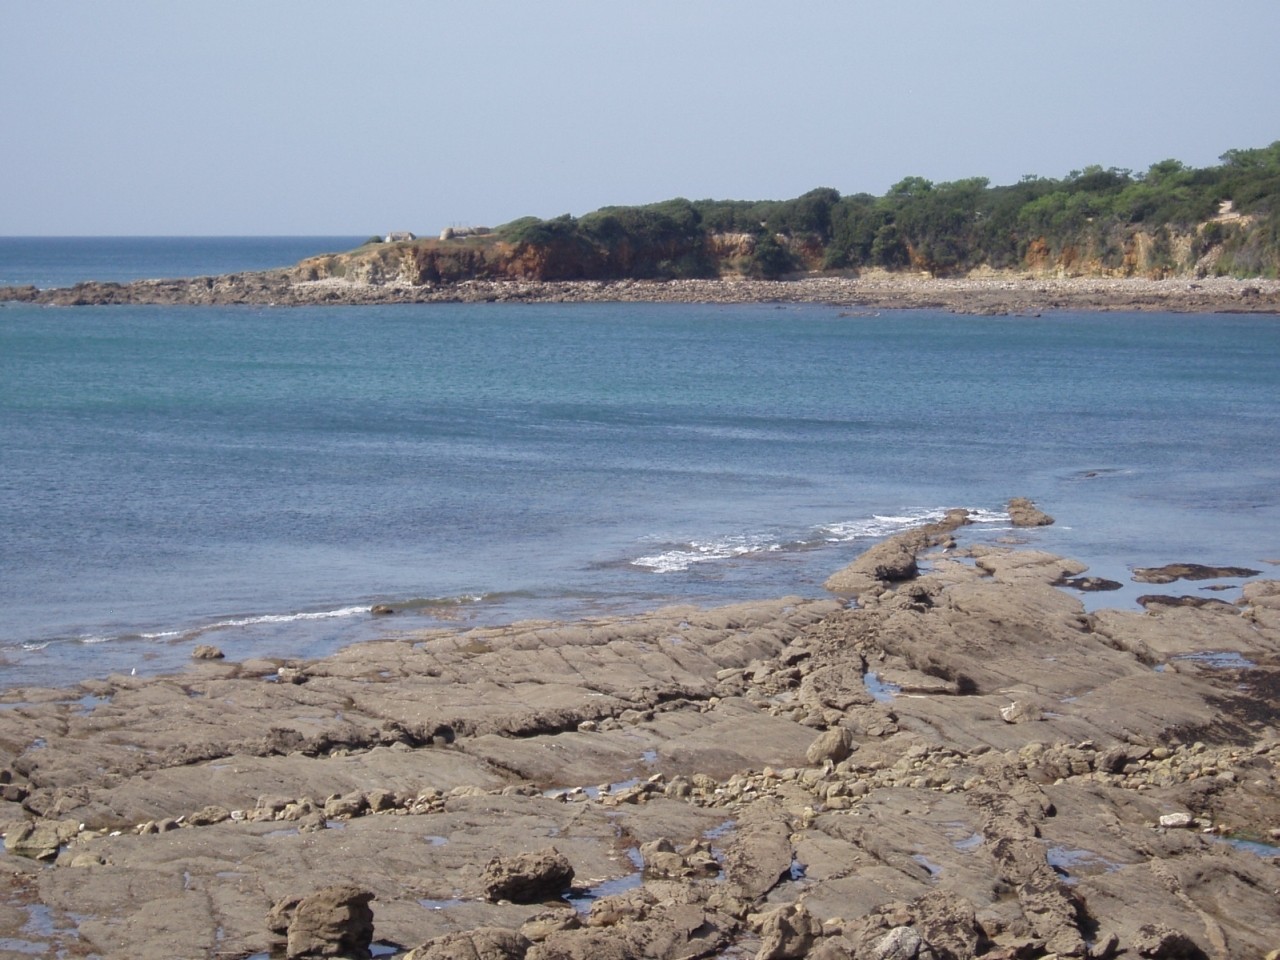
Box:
[0, 236, 363, 289]
[1, 240, 1278, 689]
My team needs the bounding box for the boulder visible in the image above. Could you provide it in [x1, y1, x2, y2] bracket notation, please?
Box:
[186, 804, 231, 826]
[756, 902, 823, 959]
[869, 925, 923, 960]
[481, 847, 575, 903]
[192, 644, 225, 660]
[281, 885, 375, 959]
[806, 727, 855, 765]
[999, 700, 1042, 724]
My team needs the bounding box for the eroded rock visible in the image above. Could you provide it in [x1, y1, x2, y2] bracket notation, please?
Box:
[482, 847, 575, 903]
[281, 885, 375, 959]
[1007, 497, 1054, 527]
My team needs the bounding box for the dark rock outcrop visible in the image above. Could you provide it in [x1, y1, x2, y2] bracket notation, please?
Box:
[481, 848, 575, 904]
[1132, 563, 1261, 584]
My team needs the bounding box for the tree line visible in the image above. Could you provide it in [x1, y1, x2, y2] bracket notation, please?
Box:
[492, 142, 1280, 279]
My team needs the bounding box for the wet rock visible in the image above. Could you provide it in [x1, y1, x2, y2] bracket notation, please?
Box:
[370, 605, 396, 616]
[1136, 594, 1237, 610]
[1007, 498, 1054, 527]
[4, 818, 79, 860]
[405, 926, 531, 959]
[825, 512, 971, 595]
[281, 885, 375, 959]
[192, 644, 225, 660]
[1059, 576, 1123, 592]
[806, 727, 855, 765]
[482, 847, 575, 903]
[1132, 563, 1260, 584]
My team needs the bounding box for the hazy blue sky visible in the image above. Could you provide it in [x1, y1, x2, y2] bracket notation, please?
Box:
[5, 1, 1279, 235]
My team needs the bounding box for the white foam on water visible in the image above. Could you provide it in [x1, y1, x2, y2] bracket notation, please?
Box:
[632, 534, 782, 573]
[821, 506, 1010, 542]
[210, 605, 370, 629]
[632, 506, 1013, 574]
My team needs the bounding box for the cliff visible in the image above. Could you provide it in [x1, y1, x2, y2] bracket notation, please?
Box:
[290, 218, 1262, 288]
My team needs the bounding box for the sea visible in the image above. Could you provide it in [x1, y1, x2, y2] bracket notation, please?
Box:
[2, 237, 1278, 690]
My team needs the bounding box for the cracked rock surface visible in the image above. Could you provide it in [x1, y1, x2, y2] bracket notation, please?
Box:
[0, 532, 1278, 959]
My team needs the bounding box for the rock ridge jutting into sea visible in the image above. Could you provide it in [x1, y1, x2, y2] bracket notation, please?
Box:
[2, 509, 1278, 958]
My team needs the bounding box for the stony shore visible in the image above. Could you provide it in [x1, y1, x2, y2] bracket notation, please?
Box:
[1, 513, 1277, 959]
[4, 272, 1280, 315]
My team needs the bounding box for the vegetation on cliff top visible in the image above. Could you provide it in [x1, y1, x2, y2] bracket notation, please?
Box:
[483, 142, 1280, 280]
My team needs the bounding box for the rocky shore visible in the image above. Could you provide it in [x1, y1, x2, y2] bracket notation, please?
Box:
[4, 271, 1280, 315]
[1, 513, 1278, 959]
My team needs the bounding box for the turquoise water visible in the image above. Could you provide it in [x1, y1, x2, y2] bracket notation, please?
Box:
[1, 248, 1278, 688]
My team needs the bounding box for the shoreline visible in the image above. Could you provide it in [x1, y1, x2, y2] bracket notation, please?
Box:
[4, 271, 1280, 314]
[1, 518, 1277, 958]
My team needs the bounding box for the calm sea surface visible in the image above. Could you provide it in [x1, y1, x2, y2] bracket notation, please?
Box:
[2, 239, 1278, 688]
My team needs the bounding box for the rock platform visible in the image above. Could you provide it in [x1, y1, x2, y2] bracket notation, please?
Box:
[0, 529, 1278, 958]
[4, 273, 1280, 315]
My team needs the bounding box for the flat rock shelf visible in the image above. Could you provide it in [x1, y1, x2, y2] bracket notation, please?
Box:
[1, 531, 1279, 959]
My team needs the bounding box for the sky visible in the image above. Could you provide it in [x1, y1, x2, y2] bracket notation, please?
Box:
[4, 1, 1279, 236]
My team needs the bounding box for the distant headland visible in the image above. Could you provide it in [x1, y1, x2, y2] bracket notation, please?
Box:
[4, 142, 1279, 313]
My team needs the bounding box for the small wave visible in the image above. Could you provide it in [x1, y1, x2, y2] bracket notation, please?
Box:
[820, 506, 1006, 542]
[210, 605, 370, 629]
[633, 535, 783, 573]
[632, 506, 1011, 574]
[140, 630, 183, 640]
[397, 594, 489, 611]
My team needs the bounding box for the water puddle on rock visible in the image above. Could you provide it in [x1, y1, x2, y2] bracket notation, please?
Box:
[911, 854, 943, 878]
[1213, 836, 1280, 859]
[1172, 651, 1256, 670]
[0, 903, 92, 956]
[543, 776, 645, 801]
[564, 848, 644, 913]
[1046, 846, 1123, 884]
[418, 898, 468, 911]
[953, 832, 984, 852]
[863, 671, 899, 703]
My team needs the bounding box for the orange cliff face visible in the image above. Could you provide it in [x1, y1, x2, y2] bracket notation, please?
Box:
[291, 222, 1241, 287]
[293, 237, 615, 285]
